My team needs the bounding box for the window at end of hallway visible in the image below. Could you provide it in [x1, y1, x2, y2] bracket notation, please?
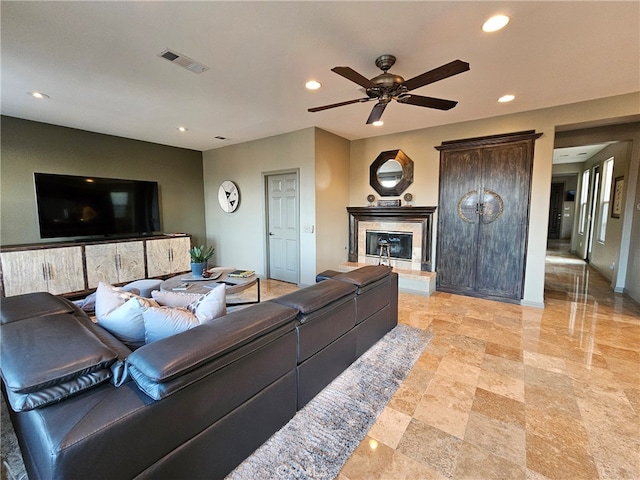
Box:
[598, 157, 614, 243]
[579, 169, 590, 235]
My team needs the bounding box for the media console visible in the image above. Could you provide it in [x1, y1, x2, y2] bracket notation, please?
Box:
[0, 234, 191, 298]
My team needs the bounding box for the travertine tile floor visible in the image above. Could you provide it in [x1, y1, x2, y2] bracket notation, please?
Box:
[257, 243, 639, 480]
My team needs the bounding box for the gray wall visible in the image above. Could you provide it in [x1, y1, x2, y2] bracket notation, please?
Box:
[201, 127, 350, 287]
[1, 116, 206, 246]
[202, 128, 318, 285]
[314, 128, 351, 274]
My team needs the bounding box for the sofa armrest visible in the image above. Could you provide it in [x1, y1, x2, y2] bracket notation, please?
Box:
[126, 302, 298, 399]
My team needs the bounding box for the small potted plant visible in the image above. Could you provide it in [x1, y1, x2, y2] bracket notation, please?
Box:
[189, 244, 215, 277]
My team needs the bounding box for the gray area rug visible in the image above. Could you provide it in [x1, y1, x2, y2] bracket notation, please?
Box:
[227, 324, 432, 479]
[1, 394, 25, 480]
[0, 324, 431, 480]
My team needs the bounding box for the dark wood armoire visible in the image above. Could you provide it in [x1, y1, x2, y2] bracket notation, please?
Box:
[435, 130, 542, 303]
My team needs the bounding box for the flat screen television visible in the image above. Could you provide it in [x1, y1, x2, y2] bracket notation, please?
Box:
[34, 173, 161, 239]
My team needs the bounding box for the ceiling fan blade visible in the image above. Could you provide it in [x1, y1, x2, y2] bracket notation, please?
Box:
[401, 60, 470, 92]
[308, 97, 372, 112]
[332, 66, 376, 89]
[397, 94, 458, 110]
[366, 102, 387, 124]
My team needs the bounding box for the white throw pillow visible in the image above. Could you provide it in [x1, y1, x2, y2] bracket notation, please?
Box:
[97, 296, 158, 348]
[142, 307, 200, 343]
[151, 290, 203, 308]
[189, 283, 226, 323]
[142, 284, 227, 343]
[94, 282, 137, 320]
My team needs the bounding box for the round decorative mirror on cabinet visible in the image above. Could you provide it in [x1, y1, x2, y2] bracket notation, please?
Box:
[369, 149, 414, 196]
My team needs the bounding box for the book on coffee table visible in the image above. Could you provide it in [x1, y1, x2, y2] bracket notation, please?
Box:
[227, 269, 255, 278]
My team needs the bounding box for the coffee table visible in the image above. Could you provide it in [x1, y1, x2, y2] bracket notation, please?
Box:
[160, 268, 260, 306]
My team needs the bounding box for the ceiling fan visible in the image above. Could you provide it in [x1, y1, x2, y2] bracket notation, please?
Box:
[308, 54, 470, 124]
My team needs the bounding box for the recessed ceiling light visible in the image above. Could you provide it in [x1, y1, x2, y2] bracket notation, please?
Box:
[372, 121, 384, 127]
[28, 91, 49, 99]
[305, 80, 321, 90]
[498, 94, 515, 103]
[482, 14, 510, 32]
[177, 126, 188, 132]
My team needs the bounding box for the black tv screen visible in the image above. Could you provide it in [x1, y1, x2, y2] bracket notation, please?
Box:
[34, 173, 161, 239]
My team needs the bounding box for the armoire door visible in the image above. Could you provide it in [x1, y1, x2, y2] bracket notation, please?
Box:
[436, 131, 541, 303]
[476, 141, 533, 299]
[436, 148, 482, 295]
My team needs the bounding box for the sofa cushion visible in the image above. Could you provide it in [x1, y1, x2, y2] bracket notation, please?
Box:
[271, 279, 356, 316]
[332, 265, 392, 288]
[151, 290, 203, 307]
[0, 313, 118, 411]
[1, 292, 74, 324]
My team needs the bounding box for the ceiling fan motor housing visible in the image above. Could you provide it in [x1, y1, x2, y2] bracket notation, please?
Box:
[368, 55, 407, 101]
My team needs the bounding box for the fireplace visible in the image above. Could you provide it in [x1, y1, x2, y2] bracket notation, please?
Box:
[347, 206, 436, 271]
[365, 231, 413, 260]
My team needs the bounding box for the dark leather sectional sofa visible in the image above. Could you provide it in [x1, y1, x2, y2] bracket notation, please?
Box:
[0, 265, 398, 479]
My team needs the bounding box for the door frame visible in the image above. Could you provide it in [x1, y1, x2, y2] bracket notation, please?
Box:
[263, 169, 300, 284]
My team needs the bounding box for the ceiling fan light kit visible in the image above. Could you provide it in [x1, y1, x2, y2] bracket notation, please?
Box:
[308, 54, 469, 124]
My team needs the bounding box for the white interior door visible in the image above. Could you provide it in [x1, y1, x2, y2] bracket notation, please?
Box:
[267, 172, 299, 283]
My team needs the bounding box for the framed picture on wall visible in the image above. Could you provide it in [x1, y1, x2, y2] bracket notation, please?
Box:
[611, 176, 624, 218]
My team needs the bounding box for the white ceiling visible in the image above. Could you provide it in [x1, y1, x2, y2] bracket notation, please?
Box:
[2, 1, 639, 152]
[552, 143, 614, 165]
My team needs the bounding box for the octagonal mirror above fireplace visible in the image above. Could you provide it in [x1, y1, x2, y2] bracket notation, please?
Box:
[369, 149, 414, 196]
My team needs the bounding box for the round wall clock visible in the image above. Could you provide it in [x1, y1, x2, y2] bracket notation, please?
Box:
[218, 180, 240, 213]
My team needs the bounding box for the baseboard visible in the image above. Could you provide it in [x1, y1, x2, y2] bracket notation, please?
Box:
[520, 299, 545, 309]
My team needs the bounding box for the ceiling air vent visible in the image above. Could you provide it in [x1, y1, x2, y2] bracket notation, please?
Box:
[158, 49, 209, 74]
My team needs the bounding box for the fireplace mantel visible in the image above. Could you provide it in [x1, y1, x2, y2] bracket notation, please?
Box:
[347, 206, 437, 271]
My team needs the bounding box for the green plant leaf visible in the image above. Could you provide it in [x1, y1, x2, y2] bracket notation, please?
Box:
[189, 244, 215, 263]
